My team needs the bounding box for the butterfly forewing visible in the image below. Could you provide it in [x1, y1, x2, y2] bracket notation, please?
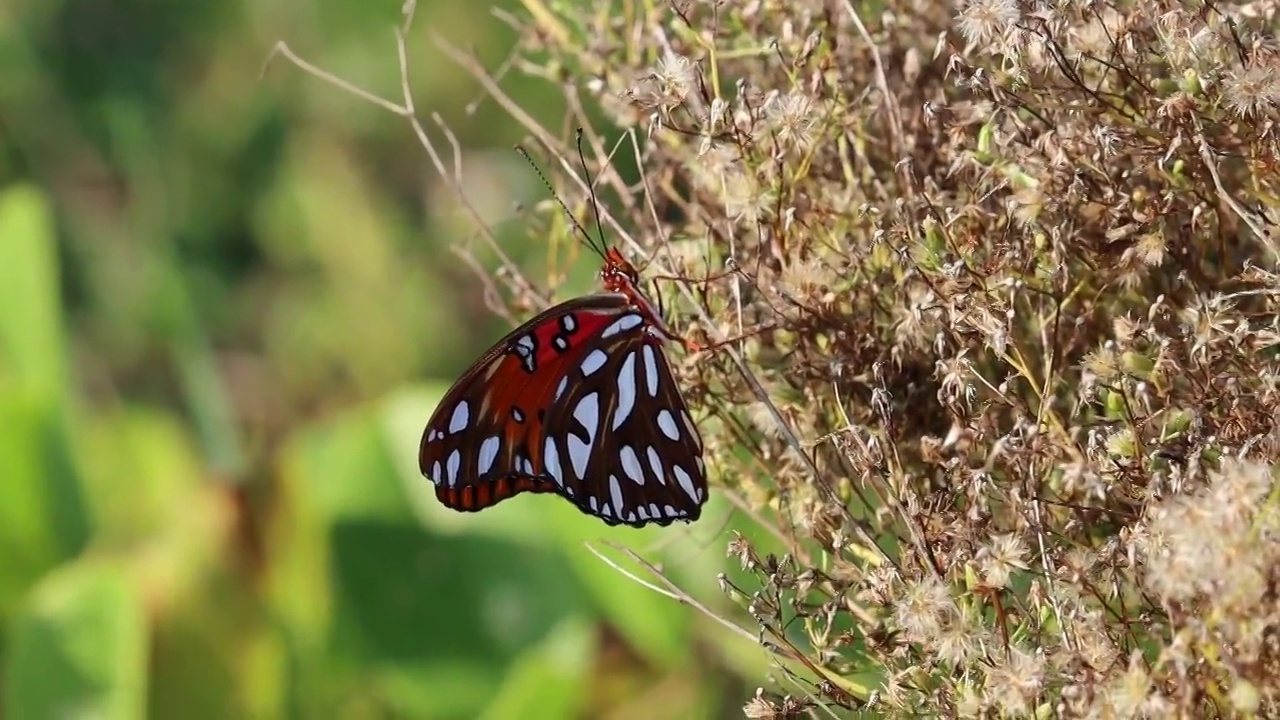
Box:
[420, 294, 634, 511]
[419, 295, 706, 527]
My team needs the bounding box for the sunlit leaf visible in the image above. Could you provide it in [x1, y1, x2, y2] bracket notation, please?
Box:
[4, 561, 147, 720]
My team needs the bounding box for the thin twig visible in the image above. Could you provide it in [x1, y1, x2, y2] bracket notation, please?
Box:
[585, 541, 759, 643]
[1194, 126, 1279, 262]
[262, 35, 549, 309]
[840, 0, 903, 160]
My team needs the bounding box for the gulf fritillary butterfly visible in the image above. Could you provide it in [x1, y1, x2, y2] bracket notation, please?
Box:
[418, 159, 707, 527]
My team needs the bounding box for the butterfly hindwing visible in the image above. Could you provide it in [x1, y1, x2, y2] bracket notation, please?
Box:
[540, 311, 707, 527]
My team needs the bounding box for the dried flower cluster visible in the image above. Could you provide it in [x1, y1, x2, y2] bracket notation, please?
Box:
[483, 0, 1280, 716]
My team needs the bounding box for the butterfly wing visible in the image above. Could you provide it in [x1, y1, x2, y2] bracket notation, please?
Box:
[538, 311, 707, 526]
[419, 297, 707, 527]
[420, 293, 636, 511]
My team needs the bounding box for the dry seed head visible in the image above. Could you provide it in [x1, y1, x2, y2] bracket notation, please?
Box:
[954, 681, 985, 717]
[1222, 64, 1280, 118]
[983, 646, 1046, 717]
[1081, 344, 1122, 382]
[654, 49, 695, 104]
[719, 169, 774, 224]
[742, 689, 779, 719]
[1102, 652, 1155, 718]
[977, 532, 1029, 589]
[893, 574, 954, 642]
[689, 142, 739, 191]
[934, 604, 990, 666]
[1139, 461, 1277, 609]
[1070, 10, 1123, 60]
[956, 0, 1021, 48]
[765, 91, 819, 153]
[745, 400, 785, 439]
[778, 253, 833, 303]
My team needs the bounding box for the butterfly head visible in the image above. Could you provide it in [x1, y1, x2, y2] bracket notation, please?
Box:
[601, 247, 641, 295]
[598, 246, 684, 345]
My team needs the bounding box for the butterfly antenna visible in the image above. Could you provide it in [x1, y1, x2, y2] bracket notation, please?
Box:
[514, 145, 607, 259]
[574, 128, 611, 254]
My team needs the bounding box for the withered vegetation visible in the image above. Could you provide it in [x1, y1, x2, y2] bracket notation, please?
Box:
[278, 0, 1280, 716]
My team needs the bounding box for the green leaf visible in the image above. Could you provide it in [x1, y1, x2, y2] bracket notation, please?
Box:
[478, 617, 594, 720]
[0, 393, 82, 622]
[0, 183, 90, 623]
[561, 533, 691, 670]
[271, 395, 601, 718]
[0, 183, 65, 404]
[78, 406, 206, 542]
[4, 561, 148, 720]
[326, 523, 592, 664]
[283, 402, 420, 525]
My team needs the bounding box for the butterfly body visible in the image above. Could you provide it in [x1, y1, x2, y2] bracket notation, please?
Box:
[420, 248, 707, 527]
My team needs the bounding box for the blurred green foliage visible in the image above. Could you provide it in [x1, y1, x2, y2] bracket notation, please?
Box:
[0, 0, 776, 717]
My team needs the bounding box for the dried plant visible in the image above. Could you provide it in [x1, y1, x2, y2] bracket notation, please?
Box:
[274, 0, 1280, 715]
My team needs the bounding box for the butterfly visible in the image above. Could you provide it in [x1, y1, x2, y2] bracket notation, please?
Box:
[418, 165, 707, 527]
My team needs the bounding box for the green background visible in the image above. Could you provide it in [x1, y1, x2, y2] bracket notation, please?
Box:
[0, 0, 779, 717]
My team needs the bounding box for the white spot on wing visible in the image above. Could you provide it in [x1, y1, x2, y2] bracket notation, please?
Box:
[449, 402, 469, 434]
[657, 409, 680, 441]
[562, 314, 577, 332]
[664, 504, 679, 517]
[431, 461, 442, 485]
[648, 503, 661, 518]
[568, 435, 590, 480]
[580, 349, 608, 377]
[636, 506, 649, 520]
[574, 392, 600, 442]
[589, 496, 598, 512]
[609, 475, 625, 516]
[554, 375, 568, 401]
[446, 449, 461, 487]
[641, 345, 660, 396]
[601, 313, 643, 339]
[544, 437, 564, 486]
[612, 352, 638, 430]
[515, 334, 536, 370]
[620, 445, 645, 485]
[478, 436, 501, 476]
[673, 464, 699, 503]
[646, 446, 666, 485]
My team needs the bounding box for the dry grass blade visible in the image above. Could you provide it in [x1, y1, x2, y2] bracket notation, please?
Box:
[586, 540, 871, 705]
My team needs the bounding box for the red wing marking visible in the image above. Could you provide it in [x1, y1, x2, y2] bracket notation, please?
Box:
[436, 475, 561, 512]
